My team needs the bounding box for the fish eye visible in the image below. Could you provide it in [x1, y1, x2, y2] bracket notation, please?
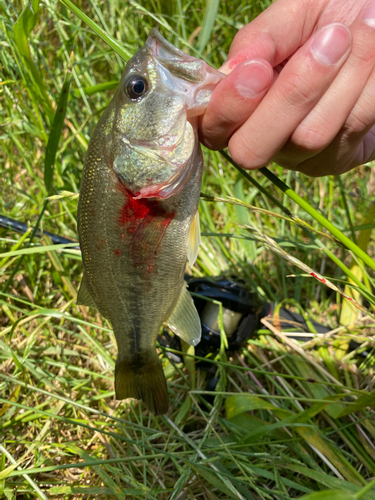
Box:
[125, 75, 149, 100]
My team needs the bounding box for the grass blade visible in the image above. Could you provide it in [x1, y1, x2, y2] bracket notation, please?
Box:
[59, 0, 130, 61]
[44, 52, 73, 194]
[12, 0, 53, 123]
[259, 166, 375, 272]
[197, 0, 220, 56]
[300, 492, 355, 500]
[0, 445, 49, 500]
[2, 200, 48, 293]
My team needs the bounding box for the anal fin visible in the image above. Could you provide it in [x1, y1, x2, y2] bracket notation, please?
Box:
[165, 284, 201, 346]
[77, 274, 97, 309]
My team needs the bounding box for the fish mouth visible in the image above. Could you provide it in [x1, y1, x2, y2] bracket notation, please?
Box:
[149, 29, 206, 84]
[146, 29, 224, 117]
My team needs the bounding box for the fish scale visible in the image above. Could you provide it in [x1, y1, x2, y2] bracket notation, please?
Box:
[77, 29, 223, 414]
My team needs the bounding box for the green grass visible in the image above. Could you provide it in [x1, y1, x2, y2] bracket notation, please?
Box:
[1, 0, 375, 498]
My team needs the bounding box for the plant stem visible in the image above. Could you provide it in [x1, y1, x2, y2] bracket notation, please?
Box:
[220, 150, 292, 218]
[355, 476, 375, 499]
[258, 165, 375, 272]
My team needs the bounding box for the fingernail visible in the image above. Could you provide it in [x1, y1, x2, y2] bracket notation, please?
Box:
[235, 61, 272, 98]
[362, 0, 375, 27]
[311, 23, 351, 66]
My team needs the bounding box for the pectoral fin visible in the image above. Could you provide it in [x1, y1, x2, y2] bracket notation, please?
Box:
[77, 274, 97, 309]
[165, 284, 201, 346]
[187, 210, 201, 267]
[130, 207, 196, 268]
[130, 213, 172, 264]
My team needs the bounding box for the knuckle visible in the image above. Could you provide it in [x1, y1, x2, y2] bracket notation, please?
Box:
[293, 157, 329, 177]
[292, 123, 332, 152]
[350, 39, 375, 66]
[230, 25, 263, 51]
[200, 117, 231, 151]
[201, 136, 227, 151]
[200, 118, 217, 140]
[274, 144, 310, 169]
[228, 135, 268, 169]
[273, 154, 300, 170]
[231, 28, 247, 48]
[276, 73, 316, 110]
[342, 107, 370, 137]
[199, 128, 226, 151]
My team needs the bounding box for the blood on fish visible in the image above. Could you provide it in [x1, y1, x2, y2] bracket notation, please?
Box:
[146, 262, 155, 274]
[96, 238, 107, 250]
[119, 193, 153, 227]
[117, 181, 175, 270]
[118, 183, 172, 227]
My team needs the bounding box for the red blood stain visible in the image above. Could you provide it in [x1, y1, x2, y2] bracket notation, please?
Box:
[117, 181, 175, 272]
[146, 262, 155, 274]
[114, 249, 120, 255]
[96, 238, 107, 250]
[119, 193, 153, 226]
[118, 183, 172, 227]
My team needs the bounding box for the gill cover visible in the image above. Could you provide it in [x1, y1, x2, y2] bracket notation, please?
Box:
[111, 29, 223, 199]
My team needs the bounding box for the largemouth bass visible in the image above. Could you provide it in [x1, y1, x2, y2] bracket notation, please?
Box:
[77, 30, 223, 415]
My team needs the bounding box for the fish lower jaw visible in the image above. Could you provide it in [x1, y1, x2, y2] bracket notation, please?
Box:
[133, 185, 169, 199]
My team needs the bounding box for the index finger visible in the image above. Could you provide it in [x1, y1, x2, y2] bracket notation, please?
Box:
[220, 0, 361, 73]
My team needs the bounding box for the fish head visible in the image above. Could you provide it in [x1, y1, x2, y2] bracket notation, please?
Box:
[107, 29, 223, 199]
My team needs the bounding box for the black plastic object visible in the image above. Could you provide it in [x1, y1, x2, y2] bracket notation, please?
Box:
[268, 302, 331, 337]
[187, 276, 267, 357]
[158, 276, 268, 364]
[159, 276, 332, 363]
[0, 214, 79, 248]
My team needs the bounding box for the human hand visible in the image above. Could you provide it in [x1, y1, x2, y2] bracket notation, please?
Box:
[200, 0, 375, 176]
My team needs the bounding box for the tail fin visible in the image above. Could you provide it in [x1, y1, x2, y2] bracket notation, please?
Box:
[115, 356, 169, 415]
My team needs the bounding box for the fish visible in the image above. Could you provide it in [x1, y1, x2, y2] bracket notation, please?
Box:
[77, 29, 223, 415]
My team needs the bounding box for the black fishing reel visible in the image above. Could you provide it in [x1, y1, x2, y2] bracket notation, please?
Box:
[159, 276, 265, 364]
[187, 276, 267, 358]
[159, 275, 332, 364]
